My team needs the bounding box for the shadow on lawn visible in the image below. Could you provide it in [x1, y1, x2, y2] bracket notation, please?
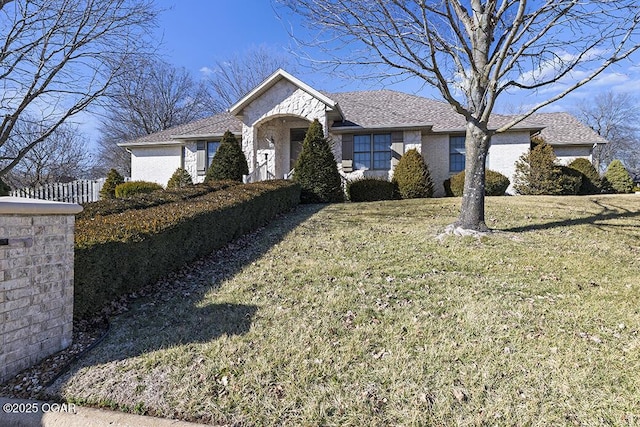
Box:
[47, 204, 326, 390]
[500, 199, 640, 233]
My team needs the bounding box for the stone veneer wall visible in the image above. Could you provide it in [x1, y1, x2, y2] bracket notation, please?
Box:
[0, 197, 82, 384]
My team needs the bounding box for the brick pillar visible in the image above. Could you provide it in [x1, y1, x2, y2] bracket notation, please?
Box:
[0, 197, 82, 383]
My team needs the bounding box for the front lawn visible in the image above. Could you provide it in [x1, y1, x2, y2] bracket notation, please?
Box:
[49, 195, 640, 426]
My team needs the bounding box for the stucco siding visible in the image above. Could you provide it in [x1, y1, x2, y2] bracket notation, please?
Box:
[130, 146, 182, 186]
[553, 145, 592, 165]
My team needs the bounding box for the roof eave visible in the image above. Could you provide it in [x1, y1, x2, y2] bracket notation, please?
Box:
[330, 124, 433, 133]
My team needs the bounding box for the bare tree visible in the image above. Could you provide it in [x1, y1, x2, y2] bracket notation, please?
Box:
[280, 0, 640, 232]
[3, 121, 93, 189]
[205, 44, 294, 112]
[95, 58, 213, 175]
[0, 0, 158, 179]
[574, 91, 640, 173]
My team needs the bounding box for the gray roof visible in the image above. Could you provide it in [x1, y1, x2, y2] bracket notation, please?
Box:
[530, 112, 607, 146]
[119, 89, 605, 147]
[119, 112, 242, 146]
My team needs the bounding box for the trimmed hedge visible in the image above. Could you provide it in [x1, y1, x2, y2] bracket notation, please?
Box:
[115, 181, 163, 198]
[346, 178, 396, 202]
[100, 169, 125, 199]
[445, 169, 510, 196]
[74, 180, 301, 319]
[78, 181, 240, 220]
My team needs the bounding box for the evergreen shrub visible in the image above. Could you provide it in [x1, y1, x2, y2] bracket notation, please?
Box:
[392, 149, 434, 199]
[603, 160, 634, 194]
[446, 169, 510, 197]
[100, 169, 125, 199]
[293, 119, 343, 203]
[115, 181, 163, 198]
[568, 158, 602, 194]
[513, 142, 580, 195]
[167, 167, 193, 189]
[205, 130, 248, 182]
[74, 180, 301, 319]
[347, 178, 396, 202]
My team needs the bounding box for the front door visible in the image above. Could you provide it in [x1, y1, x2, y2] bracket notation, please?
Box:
[290, 128, 307, 171]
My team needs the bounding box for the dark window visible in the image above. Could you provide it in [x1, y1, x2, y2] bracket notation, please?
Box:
[207, 141, 220, 168]
[449, 135, 465, 173]
[353, 133, 391, 170]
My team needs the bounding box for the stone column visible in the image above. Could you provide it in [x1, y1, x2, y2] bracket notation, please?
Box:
[0, 197, 82, 383]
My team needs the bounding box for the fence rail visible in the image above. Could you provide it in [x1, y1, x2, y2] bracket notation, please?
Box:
[9, 179, 106, 204]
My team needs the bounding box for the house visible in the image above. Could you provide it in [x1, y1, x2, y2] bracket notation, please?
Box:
[119, 69, 607, 196]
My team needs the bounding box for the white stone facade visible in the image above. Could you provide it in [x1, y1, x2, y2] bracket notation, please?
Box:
[240, 79, 329, 177]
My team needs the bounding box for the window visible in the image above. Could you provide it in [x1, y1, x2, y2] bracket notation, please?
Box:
[196, 140, 221, 175]
[353, 133, 391, 170]
[207, 141, 220, 168]
[449, 135, 465, 173]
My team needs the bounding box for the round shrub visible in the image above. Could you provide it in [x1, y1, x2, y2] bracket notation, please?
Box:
[100, 168, 125, 199]
[603, 160, 634, 193]
[293, 119, 344, 203]
[0, 177, 10, 196]
[445, 169, 510, 197]
[167, 167, 193, 189]
[568, 158, 601, 194]
[347, 178, 396, 202]
[514, 142, 580, 195]
[115, 181, 163, 198]
[205, 130, 248, 182]
[448, 171, 465, 197]
[392, 149, 433, 199]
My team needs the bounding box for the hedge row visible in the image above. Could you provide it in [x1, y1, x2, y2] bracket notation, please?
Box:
[74, 180, 301, 319]
[78, 180, 240, 220]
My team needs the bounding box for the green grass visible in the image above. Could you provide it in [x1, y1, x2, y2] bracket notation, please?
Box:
[50, 195, 640, 426]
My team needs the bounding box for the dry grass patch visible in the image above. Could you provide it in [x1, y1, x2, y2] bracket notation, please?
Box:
[49, 195, 640, 426]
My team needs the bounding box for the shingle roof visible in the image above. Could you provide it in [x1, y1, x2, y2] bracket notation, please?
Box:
[119, 89, 606, 147]
[530, 112, 607, 146]
[328, 90, 542, 132]
[119, 112, 242, 146]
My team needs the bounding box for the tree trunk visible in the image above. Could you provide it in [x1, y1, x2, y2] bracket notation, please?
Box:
[455, 122, 491, 232]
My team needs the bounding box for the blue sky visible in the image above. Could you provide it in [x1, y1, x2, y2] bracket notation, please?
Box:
[152, 1, 640, 113]
[77, 0, 639, 144]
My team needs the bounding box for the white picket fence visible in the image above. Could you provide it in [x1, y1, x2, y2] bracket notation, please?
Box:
[9, 179, 107, 204]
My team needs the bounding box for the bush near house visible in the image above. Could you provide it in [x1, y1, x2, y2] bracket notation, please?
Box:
[346, 178, 396, 202]
[602, 160, 634, 194]
[444, 169, 510, 197]
[167, 167, 193, 189]
[74, 180, 301, 319]
[0, 177, 10, 196]
[205, 130, 249, 182]
[513, 142, 581, 195]
[99, 168, 125, 199]
[293, 119, 344, 203]
[567, 158, 602, 194]
[392, 148, 434, 199]
[114, 181, 163, 198]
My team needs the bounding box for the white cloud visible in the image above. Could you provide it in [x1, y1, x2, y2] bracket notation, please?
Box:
[199, 66, 213, 76]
